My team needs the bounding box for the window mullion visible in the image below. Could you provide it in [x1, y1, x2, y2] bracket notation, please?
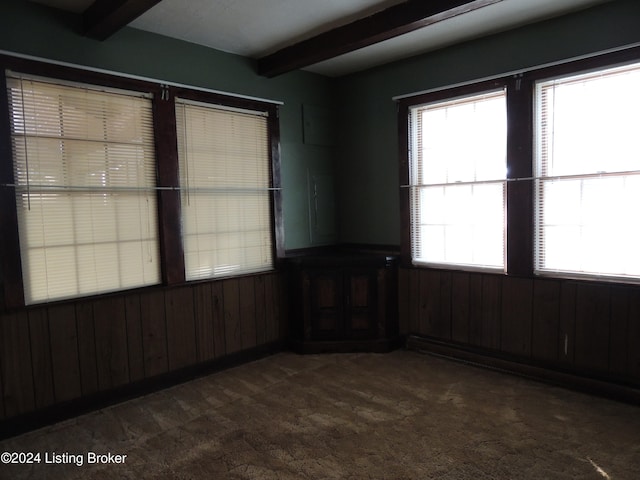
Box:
[0, 72, 25, 308]
[153, 86, 185, 286]
[506, 75, 534, 276]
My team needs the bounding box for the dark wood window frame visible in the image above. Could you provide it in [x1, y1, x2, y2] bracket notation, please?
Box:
[398, 45, 640, 281]
[0, 54, 283, 310]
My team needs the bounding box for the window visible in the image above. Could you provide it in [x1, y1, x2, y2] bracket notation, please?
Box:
[535, 62, 640, 281]
[400, 47, 640, 285]
[408, 89, 507, 271]
[175, 99, 274, 280]
[6, 73, 160, 304]
[0, 56, 283, 308]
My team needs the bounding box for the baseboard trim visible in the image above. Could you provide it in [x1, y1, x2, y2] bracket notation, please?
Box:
[406, 335, 640, 405]
[0, 341, 284, 440]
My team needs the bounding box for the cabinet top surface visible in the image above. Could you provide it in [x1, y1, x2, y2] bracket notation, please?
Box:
[287, 253, 397, 268]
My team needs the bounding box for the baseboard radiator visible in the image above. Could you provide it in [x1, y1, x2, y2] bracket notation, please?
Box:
[406, 335, 640, 405]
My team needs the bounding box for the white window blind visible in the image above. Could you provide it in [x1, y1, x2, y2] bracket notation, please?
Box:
[535, 62, 640, 281]
[6, 73, 160, 304]
[409, 89, 506, 270]
[175, 98, 273, 280]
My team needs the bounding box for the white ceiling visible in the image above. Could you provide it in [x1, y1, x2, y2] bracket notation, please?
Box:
[30, 0, 612, 77]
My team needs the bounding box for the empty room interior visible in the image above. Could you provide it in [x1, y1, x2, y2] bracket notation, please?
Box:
[1, 0, 639, 478]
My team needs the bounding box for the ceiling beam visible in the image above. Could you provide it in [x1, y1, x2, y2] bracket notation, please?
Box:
[83, 0, 163, 41]
[257, 0, 503, 77]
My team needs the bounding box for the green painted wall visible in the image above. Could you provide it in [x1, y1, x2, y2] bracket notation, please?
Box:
[335, 0, 640, 246]
[4, 0, 640, 251]
[0, 0, 337, 250]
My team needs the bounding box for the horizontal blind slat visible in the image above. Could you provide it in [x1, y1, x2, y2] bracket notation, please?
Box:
[7, 75, 160, 304]
[175, 98, 273, 281]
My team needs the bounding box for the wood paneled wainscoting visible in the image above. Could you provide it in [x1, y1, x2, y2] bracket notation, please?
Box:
[0, 271, 287, 435]
[399, 267, 640, 402]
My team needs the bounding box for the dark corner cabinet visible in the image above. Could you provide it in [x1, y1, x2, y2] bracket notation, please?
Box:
[287, 254, 400, 353]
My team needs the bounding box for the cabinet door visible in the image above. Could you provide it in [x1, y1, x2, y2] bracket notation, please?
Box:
[309, 270, 344, 340]
[345, 269, 377, 339]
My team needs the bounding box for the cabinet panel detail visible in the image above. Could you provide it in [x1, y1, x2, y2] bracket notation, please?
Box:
[289, 255, 398, 352]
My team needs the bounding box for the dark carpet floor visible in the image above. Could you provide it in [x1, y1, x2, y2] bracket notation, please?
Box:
[1, 350, 639, 479]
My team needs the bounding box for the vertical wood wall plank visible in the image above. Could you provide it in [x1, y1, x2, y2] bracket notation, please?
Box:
[254, 275, 267, 346]
[500, 277, 533, 358]
[480, 275, 502, 350]
[408, 269, 420, 334]
[558, 282, 577, 366]
[140, 290, 168, 378]
[165, 286, 197, 370]
[419, 270, 441, 337]
[278, 272, 288, 341]
[468, 273, 483, 346]
[398, 268, 410, 335]
[0, 311, 35, 417]
[28, 308, 55, 409]
[264, 274, 277, 343]
[440, 271, 452, 341]
[223, 278, 242, 353]
[212, 281, 226, 357]
[194, 283, 215, 362]
[609, 286, 629, 377]
[575, 284, 610, 373]
[2, 268, 637, 421]
[125, 294, 145, 383]
[628, 289, 640, 380]
[47, 304, 81, 403]
[378, 268, 394, 338]
[0, 356, 4, 419]
[264, 273, 280, 344]
[239, 276, 257, 350]
[93, 297, 129, 391]
[75, 302, 99, 396]
[451, 272, 470, 344]
[531, 279, 560, 363]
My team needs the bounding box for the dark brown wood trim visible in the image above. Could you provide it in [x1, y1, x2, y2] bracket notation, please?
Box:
[269, 106, 285, 261]
[397, 77, 506, 110]
[0, 54, 284, 304]
[397, 45, 640, 282]
[171, 87, 278, 115]
[0, 68, 25, 309]
[0, 54, 161, 309]
[83, 0, 163, 41]
[396, 102, 411, 267]
[257, 0, 502, 77]
[397, 100, 412, 266]
[397, 78, 508, 270]
[406, 335, 640, 404]
[283, 244, 400, 259]
[0, 54, 157, 95]
[505, 74, 533, 276]
[522, 44, 640, 84]
[153, 87, 185, 285]
[172, 87, 284, 265]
